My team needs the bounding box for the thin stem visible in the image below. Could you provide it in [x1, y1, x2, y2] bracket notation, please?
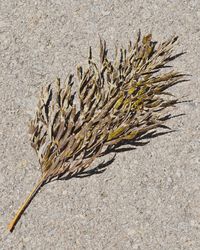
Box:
[7, 174, 47, 232]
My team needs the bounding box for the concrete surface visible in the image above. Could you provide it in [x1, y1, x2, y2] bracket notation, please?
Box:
[0, 0, 200, 249]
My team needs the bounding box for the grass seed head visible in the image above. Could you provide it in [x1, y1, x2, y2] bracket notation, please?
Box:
[8, 32, 184, 231]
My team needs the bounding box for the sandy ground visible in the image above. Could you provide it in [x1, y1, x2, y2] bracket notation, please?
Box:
[0, 0, 200, 249]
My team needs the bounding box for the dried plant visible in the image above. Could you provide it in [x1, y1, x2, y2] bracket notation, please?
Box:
[8, 32, 184, 231]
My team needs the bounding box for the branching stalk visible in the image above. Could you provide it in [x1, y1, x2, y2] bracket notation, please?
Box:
[8, 33, 184, 231]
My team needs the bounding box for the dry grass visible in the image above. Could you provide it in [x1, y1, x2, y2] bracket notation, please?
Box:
[8, 32, 184, 231]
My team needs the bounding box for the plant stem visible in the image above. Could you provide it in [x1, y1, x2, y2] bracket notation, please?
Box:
[7, 174, 47, 232]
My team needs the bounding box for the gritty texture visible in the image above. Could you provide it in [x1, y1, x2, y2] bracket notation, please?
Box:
[0, 0, 200, 249]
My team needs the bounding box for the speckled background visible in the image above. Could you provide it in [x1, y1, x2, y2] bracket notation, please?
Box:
[0, 0, 200, 249]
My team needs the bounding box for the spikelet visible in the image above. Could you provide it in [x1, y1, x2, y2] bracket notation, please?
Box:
[8, 32, 184, 231]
